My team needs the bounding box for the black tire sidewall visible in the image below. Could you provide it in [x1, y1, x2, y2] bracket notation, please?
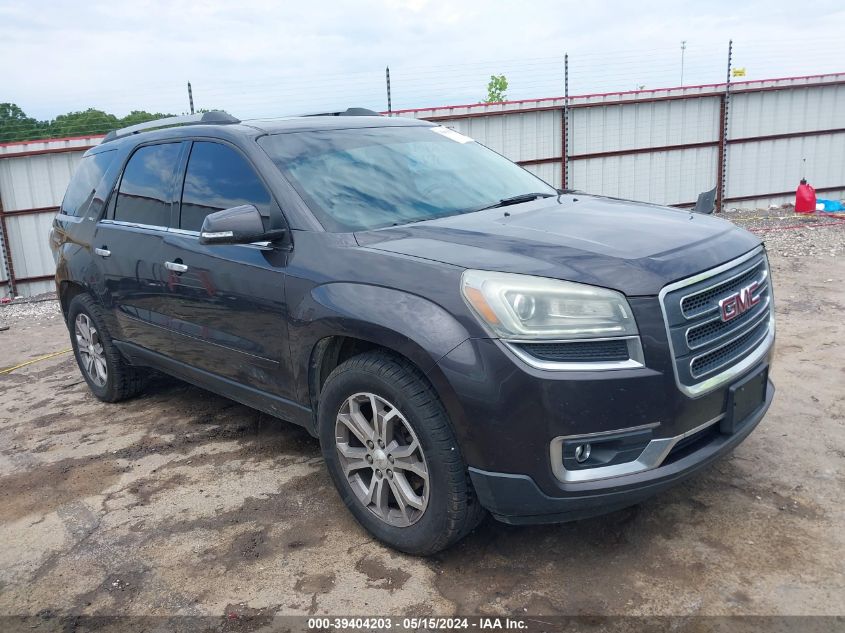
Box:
[318, 359, 461, 554]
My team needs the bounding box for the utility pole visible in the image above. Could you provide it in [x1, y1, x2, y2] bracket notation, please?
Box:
[680, 40, 687, 86]
[187, 82, 195, 115]
[385, 66, 392, 115]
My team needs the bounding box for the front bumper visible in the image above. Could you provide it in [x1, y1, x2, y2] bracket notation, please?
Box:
[468, 377, 773, 524]
[429, 288, 775, 522]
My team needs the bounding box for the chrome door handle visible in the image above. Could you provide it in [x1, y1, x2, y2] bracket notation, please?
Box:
[164, 261, 188, 273]
[94, 247, 111, 257]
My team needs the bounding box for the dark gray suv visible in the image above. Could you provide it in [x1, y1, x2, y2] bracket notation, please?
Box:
[50, 110, 775, 554]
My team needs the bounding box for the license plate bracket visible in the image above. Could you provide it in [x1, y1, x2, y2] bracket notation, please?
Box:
[722, 367, 768, 434]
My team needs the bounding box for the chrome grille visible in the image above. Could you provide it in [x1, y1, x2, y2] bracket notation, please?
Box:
[690, 317, 770, 377]
[681, 262, 763, 318]
[660, 247, 774, 397]
[686, 293, 770, 349]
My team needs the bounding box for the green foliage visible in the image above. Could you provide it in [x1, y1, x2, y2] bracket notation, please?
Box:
[0, 103, 45, 142]
[0, 104, 177, 143]
[48, 109, 119, 139]
[117, 110, 174, 127]
[484, 74, 508, 103]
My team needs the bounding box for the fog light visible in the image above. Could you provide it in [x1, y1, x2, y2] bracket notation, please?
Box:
[574, 443, 591, 463]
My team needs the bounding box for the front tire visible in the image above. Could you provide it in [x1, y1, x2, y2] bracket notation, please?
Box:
[318, 351, 485, 555]
[67, 294, 147, 402]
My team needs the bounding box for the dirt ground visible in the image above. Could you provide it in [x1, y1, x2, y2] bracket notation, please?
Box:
[0, 243, 843, 623]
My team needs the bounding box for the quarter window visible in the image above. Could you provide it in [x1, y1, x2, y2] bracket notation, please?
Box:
[180, 142, 271, 232]
[115, 143, 182, 227]
[61, 149, 117, 217]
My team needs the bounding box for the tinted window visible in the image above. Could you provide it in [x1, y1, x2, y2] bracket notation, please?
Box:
[258, 126, 555, 231]
[180, 142, 271, 232]
[115, 143, 182, 226]
[61, 150, 117, 217]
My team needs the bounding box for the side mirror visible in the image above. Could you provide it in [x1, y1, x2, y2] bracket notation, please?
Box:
[199, 205, 286, 245]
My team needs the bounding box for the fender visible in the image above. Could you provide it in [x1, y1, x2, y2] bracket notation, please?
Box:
[288, 281, 473, 411]
[55, 238, 125, 340]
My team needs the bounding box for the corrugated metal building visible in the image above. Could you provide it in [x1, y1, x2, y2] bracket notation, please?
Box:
[0, 135, 104, 297]
[1, 73, 843, 297]
[395, 73, 845, 208]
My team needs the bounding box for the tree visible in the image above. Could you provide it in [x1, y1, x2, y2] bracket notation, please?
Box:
[0, 104, 178, 143]
[119, 110, 174, 127]
[0, 103, 47, 142]
[484, 74, 508, 103]
[48, 109, 119, 138]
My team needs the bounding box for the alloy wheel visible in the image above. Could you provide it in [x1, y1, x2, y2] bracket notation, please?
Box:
[335, 392, 430, 527]
[75, 313, 108, 387]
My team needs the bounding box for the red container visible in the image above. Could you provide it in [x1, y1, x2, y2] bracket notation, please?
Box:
[795, 179, 816, 213]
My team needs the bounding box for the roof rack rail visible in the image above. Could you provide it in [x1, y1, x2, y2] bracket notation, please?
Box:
[302, 107, 382, 117]
[102, 111, 240, 143]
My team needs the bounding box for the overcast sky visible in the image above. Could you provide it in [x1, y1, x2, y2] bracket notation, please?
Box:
[2, 0, 844, 121]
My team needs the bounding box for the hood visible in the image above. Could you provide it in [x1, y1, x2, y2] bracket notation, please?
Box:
[355, 194, 761, 296]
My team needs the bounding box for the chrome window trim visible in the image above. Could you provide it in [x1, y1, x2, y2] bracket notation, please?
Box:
[550, 414, 723, 484]
[99, 219, 169, 232]
[658, 246, 775, 398]
[98, 220, 272, 249]
[503, 336, 645, 371]
[55, 212, 85, 224]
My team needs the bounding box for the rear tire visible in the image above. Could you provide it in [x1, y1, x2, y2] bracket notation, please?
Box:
[318, 350, 485, 555]
[67, 294, 147, 402]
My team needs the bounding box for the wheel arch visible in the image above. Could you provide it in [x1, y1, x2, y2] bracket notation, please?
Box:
[291, 282, 474, 433]
[58, 280, 88, 322]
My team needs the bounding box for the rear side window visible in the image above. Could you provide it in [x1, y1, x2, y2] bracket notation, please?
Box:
[61, 150, 117, 217]
[115, 143, 182, 227]
[180, 141, 272, 232]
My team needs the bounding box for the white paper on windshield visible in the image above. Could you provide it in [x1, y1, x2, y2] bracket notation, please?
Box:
[430, 126, 473, 143]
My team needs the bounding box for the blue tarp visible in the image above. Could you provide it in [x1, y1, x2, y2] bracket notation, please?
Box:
[817, 199, 845, 212]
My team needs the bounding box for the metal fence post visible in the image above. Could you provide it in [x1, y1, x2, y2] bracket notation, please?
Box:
[562, 53, 569, 190]
[0, 199, 17, 298]
[386, 66, 392, 115]
[187, 82, 195, 115]
[717, 39, 733, 212]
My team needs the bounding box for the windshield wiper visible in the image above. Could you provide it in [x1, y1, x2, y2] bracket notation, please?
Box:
[473, 192, 557, 212]
[389, 192, 559, 228]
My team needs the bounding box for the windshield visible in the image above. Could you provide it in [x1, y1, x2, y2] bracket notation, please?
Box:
[258, 125, 556, 231]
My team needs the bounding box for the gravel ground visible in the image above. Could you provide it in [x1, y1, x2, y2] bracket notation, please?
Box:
[0, 251, 842, 628]
[0, 293, 60, 326]
[0, 210, 843, 630]
[725, 207, 845, 259]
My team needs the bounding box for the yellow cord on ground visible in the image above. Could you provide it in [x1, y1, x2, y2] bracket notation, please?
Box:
[0, 348, 73, 375]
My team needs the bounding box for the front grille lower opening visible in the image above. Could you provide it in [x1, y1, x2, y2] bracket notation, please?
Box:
[515, 339, 630, 363]
[662, 424, 720, 465]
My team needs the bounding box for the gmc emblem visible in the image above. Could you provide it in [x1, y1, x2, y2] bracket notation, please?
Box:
[719, 282, 760, 322]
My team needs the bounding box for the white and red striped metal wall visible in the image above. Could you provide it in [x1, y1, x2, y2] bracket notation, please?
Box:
[0, 135, 105, 297]
[394, 72, 845, 208]
[1, 73, 844, 297]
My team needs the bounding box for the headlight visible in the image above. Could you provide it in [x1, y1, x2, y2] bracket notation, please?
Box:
[461, 270, 638, 340]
